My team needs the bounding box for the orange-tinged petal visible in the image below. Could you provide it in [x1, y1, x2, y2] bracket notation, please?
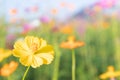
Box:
[0, 61, 18, 77]
[60, 36, 85, 49]
[0, 64, 11, 77]
[9, 8, 17, 15]
[60, 42, 72, 49]
[60, 41, 84, 49]
[9, 61, 18, 69]
[75, 41, 85, 47]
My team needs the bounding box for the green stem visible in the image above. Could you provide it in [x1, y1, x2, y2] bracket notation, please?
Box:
[52, 44, 61, 80]
[72, 49, 75, 80]
[22, 66, 30, 80]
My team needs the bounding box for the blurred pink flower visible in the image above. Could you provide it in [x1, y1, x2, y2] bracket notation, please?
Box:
[40, 16, 50, 23]
[22, 23, 32, 34]
[31, 6, 39, 12]
[97, 0, 116, 9]
[22, 20, 40, 34]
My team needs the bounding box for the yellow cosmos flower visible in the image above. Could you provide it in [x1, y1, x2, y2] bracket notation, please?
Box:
[100, 66, 120, 79]
[13, 36, 54, 68]
[0, 48, 12, 62]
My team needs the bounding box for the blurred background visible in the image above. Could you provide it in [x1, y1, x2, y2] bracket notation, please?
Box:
[0, 0, 120, 80]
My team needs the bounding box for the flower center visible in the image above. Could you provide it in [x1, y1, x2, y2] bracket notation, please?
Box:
[30, 43, 38, 52]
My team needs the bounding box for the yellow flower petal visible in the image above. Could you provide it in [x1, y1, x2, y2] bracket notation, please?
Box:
[0, 48, 12, 62]
[20, 55, 33, 66]
[99, 72, 108, 79]
[31, 56, 43, 68]
[25, 36, 41, 51]
[13, 41, 31, 57]
[36, 53, 54, 64]
[100, 66, 120, 79]
[14, 41, 29, 50]
[36, 45, 54, 54]
[39, 39, 47, 48]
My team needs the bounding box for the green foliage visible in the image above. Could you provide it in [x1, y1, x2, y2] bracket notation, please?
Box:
[0, 18, 120, 80]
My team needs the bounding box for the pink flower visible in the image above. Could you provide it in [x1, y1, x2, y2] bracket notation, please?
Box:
[40, 16, 50, 23]
[22, 23, 32, 34]
[98, 0, 116, 9]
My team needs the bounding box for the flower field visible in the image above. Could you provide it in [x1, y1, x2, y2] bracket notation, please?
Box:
[0, 0, 120, 80]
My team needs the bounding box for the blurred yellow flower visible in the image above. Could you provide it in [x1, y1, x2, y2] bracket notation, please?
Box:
[13, 36, 54, 68]
[60, 24, 73, 34]
[102, 22, 109, 29]
[60, 36, 85, 49]
[0, 48, 12, 62]
[49, 19, 55, 28]
[0, 61, 18, 77]
[99, 66, 120, 79]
